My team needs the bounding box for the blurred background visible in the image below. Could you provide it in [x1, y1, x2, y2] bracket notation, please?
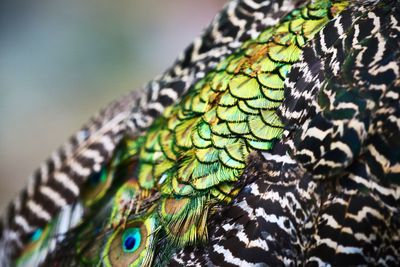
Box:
[0, 0, 226, 212]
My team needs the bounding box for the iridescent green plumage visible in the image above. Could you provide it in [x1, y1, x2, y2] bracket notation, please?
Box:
[15, 1, 349, 266]
[129, 0, 347, 247]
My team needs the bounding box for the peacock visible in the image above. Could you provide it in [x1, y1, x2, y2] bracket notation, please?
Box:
[1, 0, 399, 266]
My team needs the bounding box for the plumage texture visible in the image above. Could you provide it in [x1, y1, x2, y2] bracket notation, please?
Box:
[172, 1, 400, 265]
[2, 0, 400, 266]
[1, 0, 302, 261]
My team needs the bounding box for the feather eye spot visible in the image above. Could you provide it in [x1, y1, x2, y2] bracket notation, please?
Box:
[29, 228, 43, 243]
[122, 228, 141, 253]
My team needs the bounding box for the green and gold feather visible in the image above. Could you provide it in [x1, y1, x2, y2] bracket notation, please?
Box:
[15, 1, 349, 266]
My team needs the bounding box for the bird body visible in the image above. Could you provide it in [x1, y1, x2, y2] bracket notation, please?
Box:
[1, 0, 400, 266]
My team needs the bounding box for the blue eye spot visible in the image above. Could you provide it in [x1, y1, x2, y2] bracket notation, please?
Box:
[122, 227, 141, 253]
[124, 236, 136, 250]
[30, 228, 43, 242]
[89, 168, 107, 185]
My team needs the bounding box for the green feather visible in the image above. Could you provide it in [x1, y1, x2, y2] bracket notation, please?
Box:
[16, 1, 349, 266]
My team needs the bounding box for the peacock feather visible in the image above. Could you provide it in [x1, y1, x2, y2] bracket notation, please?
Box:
[13, 1, 348, 266]
[172, 0, 400, 265]
[2, 0, 400, 266]
[1, 0, 299, 262]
